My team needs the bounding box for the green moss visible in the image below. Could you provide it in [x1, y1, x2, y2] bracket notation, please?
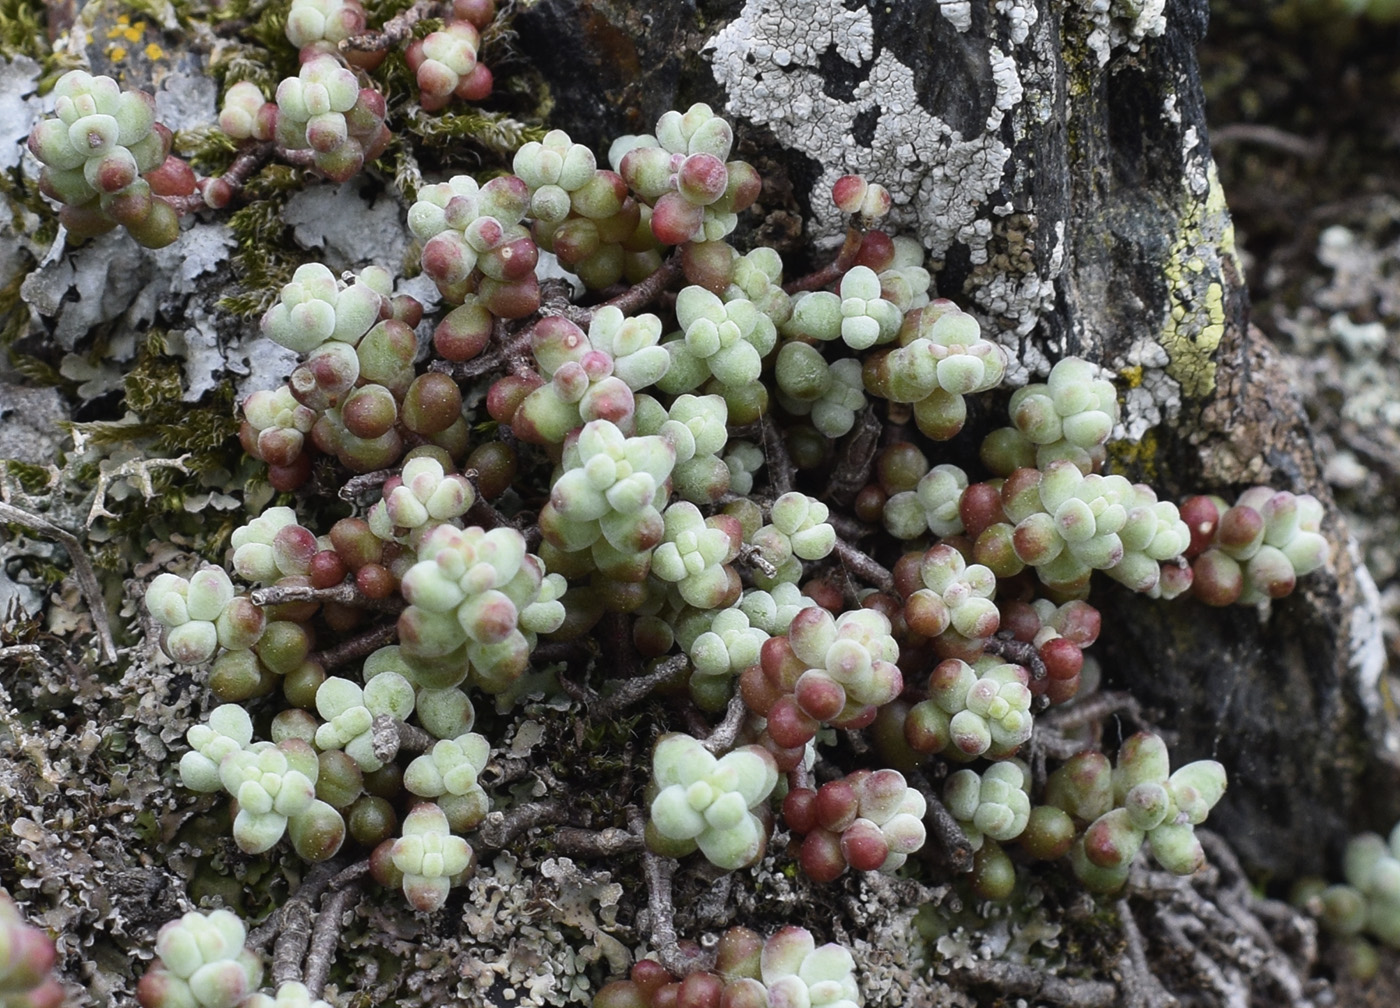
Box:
[219, 186, 305, 317]
[4, 356, 66, 390]
[403, 106, 547, 159]
[372, 133, 424, 205]
[76, 332, 241, 460]
[172, 124, 240, 175]
[0, 247, 37, 352]
[209, 40, 285, 95]
[1, 460, 55, 495]
[243, 0, 292, 54]
[0, 0, 52, 66]
[365, 0, 418, 22]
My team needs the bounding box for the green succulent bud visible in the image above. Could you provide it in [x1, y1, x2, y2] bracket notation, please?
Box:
[723, 441, 765, 497]
[1148, 820, 1205, 876]
[660, 288, 777, 393]
[649, 734, 778, 871]
[739, 582, 819, 636]
[587, 306, 671, 389]
[759, 927, 860, 1008]
[685, 606, 767, 679]
[1069, 835, 1132, 894]
[836, 265, 902, 349]
[946, 762, 1030, 848]
[147, 908, 263, 1008]
[404, 731, 491, 805]
[181, 705, 255, 793]
[391, 803, 474, 912]
[1045, 751, 1114, 823]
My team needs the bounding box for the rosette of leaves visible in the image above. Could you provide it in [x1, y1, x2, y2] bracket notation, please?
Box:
[882, 463, 968, 540]
[285, 0, 368, 50]
[1183, 488, 1330, 607]
[272, 54, 390, 184]
[230, 506, 321, 584]
[759, 927, 862, 1008]
[389, 803, 474, 912]
[656, 286, 778, 395]
[738, 582, 819, 637]
[672, 605, 769, 710]
[406, 173, 538, 312]
[145, 568, 265, 664]
[1046, 733, 1227, 893]
[1006, 356, 1120, 472]
[520, 132, 649, 288]
[219, 81, 275, 147]
[1297, 824, 1400, 961]
[899, 542, 1000, 645]
[403, 732, 491, 833]
[510, 315, 642, 443]
[617, 103, 761, 246]
[635, 392, 732, 503]
[136, 910, 263, 1008]
[588, 306, 673, 390]
[647, 733, 779, 870]
[747, 492, 836, 588]
[726, 246, 792, 325]
[904, 657, 1034, 759]
[406, 20, 492, 112]
[179, 705, 256, 793]
[313, 673, 416, 773]
[784, 769, 928, 881]
[239, 386, 317, 484]
[27, 69, 182, 247]
[260, 263, 392, 355]
[650, 502, 743, 609]
[784, 606, 903, 730]
[862, 301, 1007, 440]
[514, 128, 600, 222]
[218, 739, 345, 860]
[366, 456, 476, 544]
[1002, 461, 1190, 597]
[784, 265, 902, 351]
[680, 606, 768, 678]
[723, 441, 765, 496]
[774, 343, 867, 439]
[397, 524, 566, 694]
[538, 419, 676, 578]
[944, 761, 1032, 849]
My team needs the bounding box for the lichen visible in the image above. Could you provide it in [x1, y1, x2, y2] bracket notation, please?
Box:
[707, 0, 1012, 257]
[1158, 162, 1237, 400]
[1071, 0, 1168, 67]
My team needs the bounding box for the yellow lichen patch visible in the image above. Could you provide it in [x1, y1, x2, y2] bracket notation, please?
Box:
[1158, 163, 1239, 399]
[108, 45, 127, 61]
[1106, 427, 1161, 484]
[105, 14, 146, 43]
[144, 42, 163, 60]
[1119, 365, 1144, 389]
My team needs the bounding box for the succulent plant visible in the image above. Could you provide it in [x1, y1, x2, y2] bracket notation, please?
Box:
[137, 910, 263, 1008]
[648, 733, 779, 870]
[27, 70, 1340, 1006]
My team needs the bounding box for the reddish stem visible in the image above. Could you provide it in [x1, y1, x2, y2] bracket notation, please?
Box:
[783, 226, 864, 293]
